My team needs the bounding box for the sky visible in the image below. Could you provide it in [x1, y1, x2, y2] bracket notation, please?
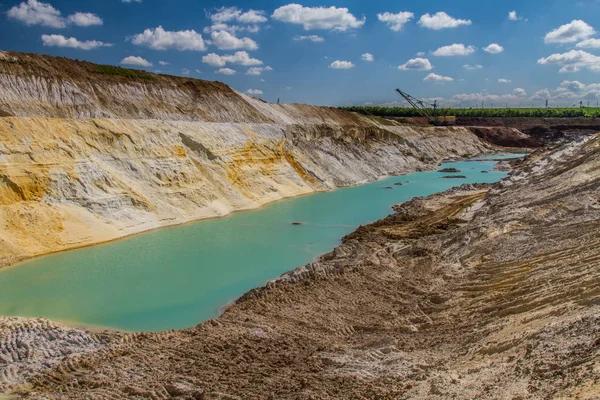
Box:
[1, 0, 600, 107]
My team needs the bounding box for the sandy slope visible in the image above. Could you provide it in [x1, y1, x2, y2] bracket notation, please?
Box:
[1, 134, 597, 399]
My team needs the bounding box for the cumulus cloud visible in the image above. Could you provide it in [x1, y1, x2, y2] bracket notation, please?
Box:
[180, 68, 190, 76]
[132, 26, 206, 51]
[398, 58, 433, 71]
[246, 89, 263, 95]
[202, 51, 262, 67]
[498, 78, 512, 83]
[463, 64, 483, 70]
[416, 51, 425, 57]
[216, 68, 236, 75]
[531, 89, 551, 101]
[483, 43, 504, 54]
[272, 4, 365, 31]
[159, 61, 169, 65]
[418, 12, 471, 30]
[7, 0, 65, 28]
[7, 0, 103, 28]
[513, 88, 527, 96]
[361, 53, 374, 62]
[210, 7, 267, 24]
[544, 20, 595, 44]
[432, 43, 476, 56]
[203, 23, 261, 35]
[423, 73, 453, 82]
[41, 34, 112, 50]
[530, 81, 600, 103]
[67, 12, 102, 27]
[293, 35, 325, 42]
[576, 38, 600, 48]
[329, 60, 355, 69]
[245, 66, 273, 75]
[508, 11, 520, 21]
[121, 56, 152, 67]
[538, 50, 600, 73]
[377, 11, 414, 31]
[209, 30, 258, 50]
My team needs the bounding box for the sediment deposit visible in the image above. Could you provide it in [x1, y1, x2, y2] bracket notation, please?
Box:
[0, 51, 489, 268]
[0, 133, 597, 398]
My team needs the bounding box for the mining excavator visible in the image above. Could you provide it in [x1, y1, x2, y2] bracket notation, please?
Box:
[395, 89, 455, 126]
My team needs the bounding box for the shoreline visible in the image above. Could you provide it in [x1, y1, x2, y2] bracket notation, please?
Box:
[1, 152, 512, 273]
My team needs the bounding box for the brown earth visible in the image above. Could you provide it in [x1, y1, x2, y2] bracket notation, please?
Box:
[6, 134, 599, 399]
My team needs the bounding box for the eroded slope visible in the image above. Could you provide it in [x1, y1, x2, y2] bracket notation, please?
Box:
[5, 135, 598, 399]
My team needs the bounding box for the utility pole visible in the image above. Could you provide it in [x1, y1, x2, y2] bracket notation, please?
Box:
[546, 99, 548, 109]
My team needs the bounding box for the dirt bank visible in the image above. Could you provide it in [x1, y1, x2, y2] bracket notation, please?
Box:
[2, 134, 598, 399]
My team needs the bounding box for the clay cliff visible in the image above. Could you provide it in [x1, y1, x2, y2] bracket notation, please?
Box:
[0, 51, 490, 268]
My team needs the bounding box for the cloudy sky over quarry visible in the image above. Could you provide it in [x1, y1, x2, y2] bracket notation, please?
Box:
[1, 0, 600, 107]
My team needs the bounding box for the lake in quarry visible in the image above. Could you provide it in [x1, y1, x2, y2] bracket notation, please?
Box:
[0, 156, 522, 332]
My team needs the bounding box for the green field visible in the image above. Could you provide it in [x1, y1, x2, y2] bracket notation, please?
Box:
[341, 106, 600, 118]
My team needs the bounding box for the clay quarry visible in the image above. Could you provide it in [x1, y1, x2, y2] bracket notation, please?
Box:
[0, 50, 599, 399]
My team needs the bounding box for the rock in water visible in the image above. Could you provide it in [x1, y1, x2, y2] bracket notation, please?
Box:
[438, 168, 461, 173]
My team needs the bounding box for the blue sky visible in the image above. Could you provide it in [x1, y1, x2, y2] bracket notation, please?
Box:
[1, 0, 600, 107]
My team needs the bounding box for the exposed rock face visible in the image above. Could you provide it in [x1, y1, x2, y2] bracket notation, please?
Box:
[0, 51, 489, 268]
[3, 134, 598, 399]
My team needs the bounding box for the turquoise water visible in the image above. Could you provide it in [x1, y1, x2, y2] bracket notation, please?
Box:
[0, 158, 518, 332]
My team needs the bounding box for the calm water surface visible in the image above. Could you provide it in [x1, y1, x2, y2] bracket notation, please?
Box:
[0, 157, 521, 332]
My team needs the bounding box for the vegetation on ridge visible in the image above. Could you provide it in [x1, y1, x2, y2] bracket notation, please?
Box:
[341, 106, 600, 118]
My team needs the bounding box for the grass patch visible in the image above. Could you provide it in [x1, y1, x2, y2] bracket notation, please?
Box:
[91, 65, 155, 80]
[342, 106, 600, 119]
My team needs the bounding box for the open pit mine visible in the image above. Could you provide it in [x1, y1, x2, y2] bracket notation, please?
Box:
[0, 51, 599, 399]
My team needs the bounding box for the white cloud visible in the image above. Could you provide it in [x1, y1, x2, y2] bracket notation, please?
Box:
[293, 35, 325, 42]
[216, 68, 236, 75]
[361, 53, 374, 62]
[209, 30, 258, 50]
[329, 60, 355, 69]
[424, 73, 453, 82]
[377, 11, 414, 31]
[576, 38, 600, 48]
[7, 0, 65, 28]
[483, 43, 504, 54]
[195, 69, 202, 74]
[538, 50, 600, 73]
[416, 51, 425, 56]
[271, 4, 365, 31]
[121, 56, 152, 67]
[418, 12, 471, 30]
[531, 89, 551, 101]
[433, 43, 476, 56]
[132, 26, 207, 51]
[498, 78, 512, 83]
[508, 11, 520, 21]
[41, 34, 112, 50]
[544, 20, 595, 44]
[203, 23, 261, 35]
[159, 61, 169, 65]
[398, 58, 433, 71]
[181, 68, 190, 76]
[202, 51, 263, 67]
[245, 66, 273, 75]
[67, 12, 102, 27]
[463, 64, 483, 70]
[513, 88, 527, 96]
[210, 7, 267, 24]
[7, 0, 104, 28]
[246, 89, 263, 95]
[529, 81, 600, 103]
